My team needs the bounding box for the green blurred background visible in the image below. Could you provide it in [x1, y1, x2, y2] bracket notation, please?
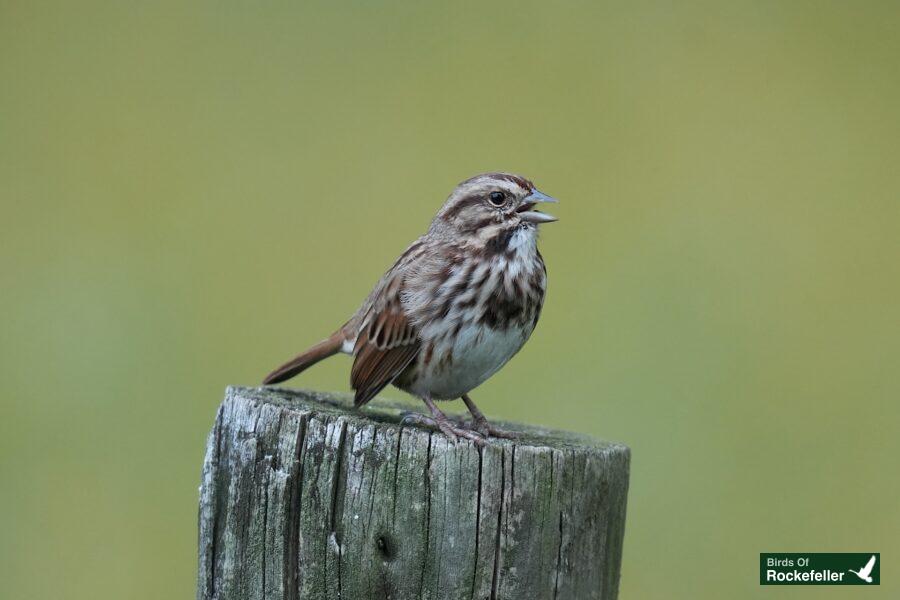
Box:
[2, 1, 898, 598]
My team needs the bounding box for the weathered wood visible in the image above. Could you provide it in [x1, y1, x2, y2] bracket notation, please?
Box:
[198, 386, 630, 600]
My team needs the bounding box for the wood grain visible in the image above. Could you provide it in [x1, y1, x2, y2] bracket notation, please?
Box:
[197, 386, 629, 600]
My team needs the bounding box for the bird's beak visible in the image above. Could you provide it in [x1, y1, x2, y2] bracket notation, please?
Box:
[518, 189, 558, 223]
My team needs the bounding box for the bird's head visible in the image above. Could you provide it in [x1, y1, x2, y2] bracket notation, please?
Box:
[431, 173, 557, 244]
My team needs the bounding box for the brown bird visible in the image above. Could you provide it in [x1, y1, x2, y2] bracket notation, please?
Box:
[263, 172, 557, 442]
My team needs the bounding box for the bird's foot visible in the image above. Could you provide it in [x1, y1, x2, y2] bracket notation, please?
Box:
[401, 412, 486, 445]
[467, 416, 521, 439]
[458, 394, 520, 439]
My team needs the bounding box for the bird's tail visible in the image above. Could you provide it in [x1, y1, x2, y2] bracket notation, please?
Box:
[262, 330, 346, 385]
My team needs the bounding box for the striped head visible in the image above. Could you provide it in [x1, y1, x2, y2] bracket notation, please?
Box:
[431, 173, 558, 244]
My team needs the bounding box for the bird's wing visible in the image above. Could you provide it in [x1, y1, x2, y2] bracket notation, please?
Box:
[350, 272, 420, 408]
[861, 555, 876, 576]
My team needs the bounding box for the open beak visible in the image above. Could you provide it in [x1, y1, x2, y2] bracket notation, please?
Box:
[517, 189, 558, 223]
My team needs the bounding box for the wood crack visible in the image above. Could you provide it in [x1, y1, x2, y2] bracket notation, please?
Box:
[286, 415, 307, 600]
[391, 426, 403, 523]
[470, 446, 484, 600]
[553, 511, 564, 600]
[418, 432, 434, 598]
[489, 447, 506, 600]
[207, 403, 226, 599]
[327, 420, 348, 600]
[261, 465, 269, 598]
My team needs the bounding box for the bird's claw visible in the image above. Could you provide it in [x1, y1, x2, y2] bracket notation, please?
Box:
[400, 411, 430, 426]
[400, 412, 487, 446]
[467, 417, 521, 439]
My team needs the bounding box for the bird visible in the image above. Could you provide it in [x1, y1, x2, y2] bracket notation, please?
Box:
[262, 172, 557, 443]
[848, 555, 876, 583]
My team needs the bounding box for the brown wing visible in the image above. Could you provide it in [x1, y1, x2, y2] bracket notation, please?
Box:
[350, 283, 420, 407]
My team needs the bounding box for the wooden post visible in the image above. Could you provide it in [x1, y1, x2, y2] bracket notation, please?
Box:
[197, 386, 630, 600]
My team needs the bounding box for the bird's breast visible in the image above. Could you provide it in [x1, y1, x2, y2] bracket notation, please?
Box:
[397, 239, 547, 399]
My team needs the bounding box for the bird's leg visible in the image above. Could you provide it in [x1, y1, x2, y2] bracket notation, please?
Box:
[461, 394, 520, 439]
[401, 396, 486, 445]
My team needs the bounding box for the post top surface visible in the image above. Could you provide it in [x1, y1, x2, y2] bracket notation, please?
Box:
[226, 385, 629, 456]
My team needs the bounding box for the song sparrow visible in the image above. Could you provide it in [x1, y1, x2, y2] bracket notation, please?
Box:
[263, 172, 557, 443]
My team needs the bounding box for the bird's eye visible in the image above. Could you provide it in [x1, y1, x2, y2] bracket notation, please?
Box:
[488, 191, 506, 207]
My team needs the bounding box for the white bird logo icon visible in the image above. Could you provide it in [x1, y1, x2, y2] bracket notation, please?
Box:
[848, 555, 877, 583]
